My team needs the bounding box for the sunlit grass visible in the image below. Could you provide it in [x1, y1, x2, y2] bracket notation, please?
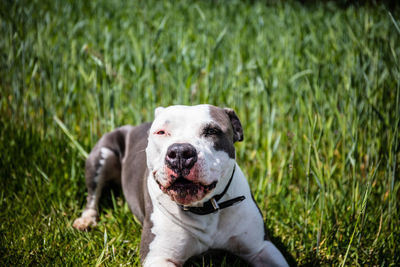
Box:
[1, 0, 399, 265]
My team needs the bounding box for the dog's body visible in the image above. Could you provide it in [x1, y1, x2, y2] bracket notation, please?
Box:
[73, 105, 288, 266]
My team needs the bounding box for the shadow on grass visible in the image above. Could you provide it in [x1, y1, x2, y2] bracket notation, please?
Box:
[97, 181, 124, 212]
[185, 250, 249, 267]
[266, 229, 299, 267]
[183, 224, 301, 267]
[266, 227, 322, 266]
[184, 243, 302, 267]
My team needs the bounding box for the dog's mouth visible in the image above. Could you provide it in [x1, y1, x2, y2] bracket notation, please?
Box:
[169, 176, 217, 193]
[156, 175, 217, 205]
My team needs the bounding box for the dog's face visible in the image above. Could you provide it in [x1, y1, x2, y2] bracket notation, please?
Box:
[146, 104, 243, 206]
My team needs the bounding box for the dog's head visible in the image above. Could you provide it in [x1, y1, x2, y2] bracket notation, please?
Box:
[146, 104, 243, 206]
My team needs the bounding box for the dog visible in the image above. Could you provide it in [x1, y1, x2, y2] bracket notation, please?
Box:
[73, 104, 289, 266]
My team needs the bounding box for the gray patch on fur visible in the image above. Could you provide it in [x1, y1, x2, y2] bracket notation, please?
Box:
[119, 122, 155, 260]
[208, 105, 243, 158]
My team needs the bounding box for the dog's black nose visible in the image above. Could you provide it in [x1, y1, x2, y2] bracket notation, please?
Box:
[165, 143, 198, 174]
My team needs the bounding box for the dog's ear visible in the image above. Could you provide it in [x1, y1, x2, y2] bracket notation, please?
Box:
[224, 108, 244, 142]
[154, 106, 165, 118]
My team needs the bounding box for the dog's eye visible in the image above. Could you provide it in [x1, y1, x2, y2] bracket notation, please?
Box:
[155, 130, 166, 135]
[203, 126, 222, 137]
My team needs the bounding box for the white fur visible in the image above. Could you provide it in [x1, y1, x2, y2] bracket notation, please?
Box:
[144, 105, 289, 266]
[146, 105, 234, 206]
[73, 147, 114, 230]
[99, 147, 113, 168]
[145, 164, 288, 266]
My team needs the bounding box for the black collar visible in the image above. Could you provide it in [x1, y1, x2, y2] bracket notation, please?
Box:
[179, 164, 246, 215]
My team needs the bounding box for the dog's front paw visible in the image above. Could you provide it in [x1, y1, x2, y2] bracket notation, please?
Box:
[73, 216, 97, 231]
[73, 209, 98, 231]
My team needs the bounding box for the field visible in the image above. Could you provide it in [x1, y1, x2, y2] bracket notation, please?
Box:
[1, 0, 399, 266]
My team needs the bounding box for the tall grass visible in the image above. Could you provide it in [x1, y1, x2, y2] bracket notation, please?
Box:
[1, 0, 399, 265]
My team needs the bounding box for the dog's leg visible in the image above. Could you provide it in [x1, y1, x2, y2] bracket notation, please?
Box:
[73, 130, 126, 231]
[223, 199, 289, 267]
[228, 236, 288, 267]
[141, 206, 206, 267]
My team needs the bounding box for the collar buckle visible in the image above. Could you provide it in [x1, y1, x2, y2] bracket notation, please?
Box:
[210, 198, 219, 211]
[178, 165, 246, 215]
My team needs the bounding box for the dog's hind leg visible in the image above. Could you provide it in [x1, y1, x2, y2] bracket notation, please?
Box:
[73, 128, 127, 231]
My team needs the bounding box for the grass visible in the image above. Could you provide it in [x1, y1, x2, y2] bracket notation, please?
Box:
[1, 0, 399, 265]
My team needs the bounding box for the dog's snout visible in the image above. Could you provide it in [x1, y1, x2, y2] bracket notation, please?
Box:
[166, 143, 197, 172]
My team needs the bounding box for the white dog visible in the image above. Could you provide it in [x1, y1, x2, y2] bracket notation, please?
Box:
[73, 104, 289, 267]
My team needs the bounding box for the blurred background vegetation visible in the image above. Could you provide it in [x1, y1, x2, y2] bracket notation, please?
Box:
[1, 0, 399, 265]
